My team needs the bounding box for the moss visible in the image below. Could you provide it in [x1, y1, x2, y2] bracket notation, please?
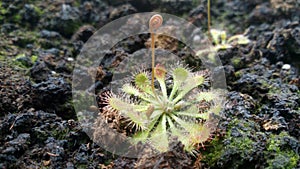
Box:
[12, 53, 38, 68]
[266, 151, 298, 169]
[31, 55, 38, 63]
[12, 14, 22, 23]
[297, 107, 300, 115]
[9, 30, 38, 48]
[50, 19, 81, 38]
[202, 119, 262, 168]
[264, 132, 299, 169]
[0, 2, 7, 21]
[38, 39, 61, 49]
[201, 137, 224, 166]
[13, 53, 29, 68]
[0, 55, 4, 61]
[0, 7, 7, 15]
[224, 120, 256, 159]
[191, 0, 200, 6]
[63, 21, 81, 38]
[33, 5, 43, 16]
[15, 53, 26, 59]
[231, 57, 242, 68]
[103, 158, 114, 166]
[76, 164, 88, 169]
[234, 70, 243, 78]
[73, 0, 81, 7]
[52, 127, 70, 140]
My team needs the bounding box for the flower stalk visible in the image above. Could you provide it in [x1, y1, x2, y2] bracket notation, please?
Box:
[149, 14, 163, 92]
[207, 0, 212, 41]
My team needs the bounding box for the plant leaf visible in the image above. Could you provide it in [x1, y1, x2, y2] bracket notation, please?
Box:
[149, 109, 163, 119]
[208, 105, 222, 115]
[228, 34, 250, 45]
[167, 116, 184, 138]
[188, 124, 211, 145]
[131, 131, 148, 144]
[148, 115, 169, 152]
[173, 75, 204, 103]
[122, 83, 142, 97]
[210, 29, 226, 45]
[154, 64, 166, 80]
[175, 105, 210, 119]
[169, 67, 189, 100]
[109, 97, 148, 130]
[122, 84, 153, 102]
[154, 64, 167, 98]
[135, 72, 153, 95]
[215, 44, 232, 50]
[170, 114, 195, 131]
[132, 114, 161, 144]
[109, 97, 132, 111]
[196, 91, 216, 102]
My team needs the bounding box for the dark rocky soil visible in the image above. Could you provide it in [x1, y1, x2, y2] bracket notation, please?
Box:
[0, 0, 299, 168]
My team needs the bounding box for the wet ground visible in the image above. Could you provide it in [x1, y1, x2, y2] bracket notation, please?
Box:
[0, 0, 299, 168]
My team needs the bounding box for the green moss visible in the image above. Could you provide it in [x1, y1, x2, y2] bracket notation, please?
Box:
[202, 119, 262, 168]
[15, 53, 26, 59]
[231, 57, 242, 68]
[12, 53, 38, 68]
[232, 137, 254, 153]
[33, 5, 44, 16]
[0, 55, 4, 61]
[74, 0, 81, 7]
[64, 21, 81, 38]
[201, 137, 224, 166]
[31, 55, 38, 63]
[265, 132, 299, 169]
[38, 39, 61, 49]
[0, 8, 7, 15]
[104, 158, 114, 166]
[53, 127, 70, 140]
[224, 120, 256, 159]
[9, 30, 38, 48]
[76, 164, 88, 169]
[266, 151, 298, 169]
[0, 2, 7, 18]
[234, 70, 242, 78]
[12, 14, 21, 23]
[13, 53, 29, 68]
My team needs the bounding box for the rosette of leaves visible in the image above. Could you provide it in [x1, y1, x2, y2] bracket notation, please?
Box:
[104, 64, 222, 153]
[196, 29, 250, 63]
[209, 29, 250, 50]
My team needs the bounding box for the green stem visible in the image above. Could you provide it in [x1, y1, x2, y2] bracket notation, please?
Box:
[207, 0, 212, 41]
[151, 30, 155, 93]
[169, 81, 178, 100]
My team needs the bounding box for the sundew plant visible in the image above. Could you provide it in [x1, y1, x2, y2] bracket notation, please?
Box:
[206, 0, 250, 50]
[197, 0, 250, 62]
[100, 14, 224, 153]
[106, 64, 223, 153]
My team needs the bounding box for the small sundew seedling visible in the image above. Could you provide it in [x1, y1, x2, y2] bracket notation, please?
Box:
[210, 29, 250, 50]
[196, 29, 250, 60]
[196, 0, 250, 62]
